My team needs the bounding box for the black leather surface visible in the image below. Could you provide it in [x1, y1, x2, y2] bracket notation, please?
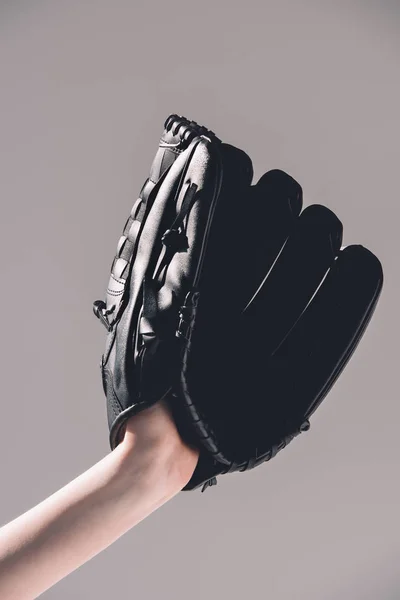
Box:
[179, 167, 383, 488]
[94, 114, 384, 492]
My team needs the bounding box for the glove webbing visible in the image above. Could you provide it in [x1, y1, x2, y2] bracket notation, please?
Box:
[138, 182, 199, 350]
[93, 115, 216, 332]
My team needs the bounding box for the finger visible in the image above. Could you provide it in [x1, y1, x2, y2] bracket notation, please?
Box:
[243, 204, 343, 356]
[201, 165, 303, 316]
[238, 169, 303, 310]
[259, 245, 383, 436]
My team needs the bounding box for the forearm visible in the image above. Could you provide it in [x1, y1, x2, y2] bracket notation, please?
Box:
[0, 418, 196, 600]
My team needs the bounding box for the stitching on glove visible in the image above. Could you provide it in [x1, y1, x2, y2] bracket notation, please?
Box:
[108, 382, 123, 416]
[106, 288, 124, 296]
[110, 272, 125, 285]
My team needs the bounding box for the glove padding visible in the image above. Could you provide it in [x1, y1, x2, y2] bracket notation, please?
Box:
[93, 115, 383, 491]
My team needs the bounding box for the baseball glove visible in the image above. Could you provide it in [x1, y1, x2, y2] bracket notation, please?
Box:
[93, 114, 383, 491]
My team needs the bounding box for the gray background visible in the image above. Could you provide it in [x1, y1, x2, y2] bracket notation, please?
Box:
[0, 1, 399, 598]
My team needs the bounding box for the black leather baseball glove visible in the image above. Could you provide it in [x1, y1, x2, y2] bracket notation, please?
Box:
[93, 114, 383, 491]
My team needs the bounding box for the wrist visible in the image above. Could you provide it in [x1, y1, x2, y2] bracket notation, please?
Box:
[116, 403, 199, 498]
[119, 433, 198, 496]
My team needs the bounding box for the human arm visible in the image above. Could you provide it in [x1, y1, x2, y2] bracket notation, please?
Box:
[0, 400, 199, 600]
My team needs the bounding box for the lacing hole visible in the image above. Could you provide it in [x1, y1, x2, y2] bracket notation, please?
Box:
[161, 228, 188, 251]
[172, 119, 184, 136]
[300, 420, 310, 432]
[93, 300, 106, 318]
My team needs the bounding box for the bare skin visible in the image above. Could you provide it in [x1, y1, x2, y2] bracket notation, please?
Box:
[0, 400, 199, 600]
